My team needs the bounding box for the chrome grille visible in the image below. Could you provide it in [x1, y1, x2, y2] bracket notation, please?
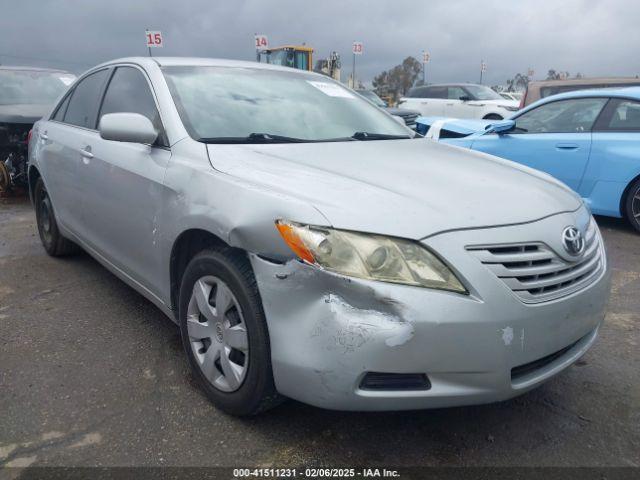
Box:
[402, 113, 418, 126]
[467, 219, 604, 303]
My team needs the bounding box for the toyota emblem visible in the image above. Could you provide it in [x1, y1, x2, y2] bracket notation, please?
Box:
[562, 226, 585, 256]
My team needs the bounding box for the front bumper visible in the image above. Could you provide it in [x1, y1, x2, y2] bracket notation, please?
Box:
[251, 210, 611, 411]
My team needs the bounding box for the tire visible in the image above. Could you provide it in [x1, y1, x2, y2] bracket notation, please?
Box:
[34, 178, 80, 256]
[178, 247, 283, 415]
[483, 114, 503, 120]
[624, 177, 640, 233]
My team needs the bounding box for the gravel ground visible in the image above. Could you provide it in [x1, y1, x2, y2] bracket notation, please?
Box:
[1, 197, 638, 469]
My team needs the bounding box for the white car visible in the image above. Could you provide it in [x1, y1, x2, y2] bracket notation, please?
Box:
[500, 91, 524, 102]
[399, 83, 520, 120]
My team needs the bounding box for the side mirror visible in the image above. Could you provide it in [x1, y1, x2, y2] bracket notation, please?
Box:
[459, 95, 471, 102]
[99, 113, 158, 144]
[484, 119, 516, 135]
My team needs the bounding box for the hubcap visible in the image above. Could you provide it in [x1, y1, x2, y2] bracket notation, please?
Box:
[38, 191, 53, 245]
[186, 276, 249, 392]
[633, 186, 640, 225]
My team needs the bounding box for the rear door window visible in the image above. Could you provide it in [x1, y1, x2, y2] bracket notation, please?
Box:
[447, 86, 466, 100]
[52, 94, 71, 122]
[63, 69, 109, 129]
[603, 100, 640, 131]
[425, 86, 447, 99]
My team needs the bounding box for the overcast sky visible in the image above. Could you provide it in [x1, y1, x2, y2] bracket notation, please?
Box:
[1, 0, 638, 86]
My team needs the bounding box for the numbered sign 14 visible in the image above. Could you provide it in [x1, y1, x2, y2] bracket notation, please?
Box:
[146, 31, 163, 48]
[255, 35, 269, 50]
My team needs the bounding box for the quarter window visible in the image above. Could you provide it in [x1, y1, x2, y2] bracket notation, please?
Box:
[514, 98, 607, 134]
[408, 86, 447, 99]
[408, 86, 429, 98]
[99, 67, 164, 140]
[63, 69, 109, 128]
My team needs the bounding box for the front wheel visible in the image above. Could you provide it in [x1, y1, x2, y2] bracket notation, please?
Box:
[483, 113, 503, 120]
[178, 248, 282, 415]
[624, 177, 640, 233]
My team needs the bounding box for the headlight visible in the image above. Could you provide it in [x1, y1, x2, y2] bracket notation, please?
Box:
[275, 220, 467, 293]
[502, 106, 519, 112]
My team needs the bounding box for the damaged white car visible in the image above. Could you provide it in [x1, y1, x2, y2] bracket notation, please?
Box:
[28, 57, 610, 415]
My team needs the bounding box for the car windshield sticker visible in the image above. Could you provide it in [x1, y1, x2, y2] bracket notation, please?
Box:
[307, 81, 355, 98]
[58, 75, 75, 86]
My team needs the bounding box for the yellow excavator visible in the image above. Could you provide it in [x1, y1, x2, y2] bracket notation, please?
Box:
[258, 45, 341, 82]
[259, 45, 313, 71]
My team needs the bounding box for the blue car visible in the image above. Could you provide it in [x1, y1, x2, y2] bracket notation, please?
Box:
[417, 88, 640, 232]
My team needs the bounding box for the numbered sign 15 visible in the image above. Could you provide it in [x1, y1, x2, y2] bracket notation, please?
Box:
[352, 42, 363, 55]
[146, 31, 163, 48]
[255, 35, 269, 50]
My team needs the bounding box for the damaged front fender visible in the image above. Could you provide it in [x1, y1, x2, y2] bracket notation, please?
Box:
[250, 254, 427, 408]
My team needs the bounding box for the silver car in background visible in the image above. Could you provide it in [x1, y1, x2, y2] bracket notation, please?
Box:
[28, 57, 610, 415]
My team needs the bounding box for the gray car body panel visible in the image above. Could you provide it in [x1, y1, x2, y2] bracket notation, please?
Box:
[251, 206, 609, 410]
[205, 140, 582, 240]
[29, 57, 610, 411]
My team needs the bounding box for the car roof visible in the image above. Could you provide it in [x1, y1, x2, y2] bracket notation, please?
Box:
[528, 77, 640, 88]
[91, 56, 315, 74]
[514, 86, 640, 115]
[412, 83, 485, 88]
[536, 86, 640, 102]
[0, 65, 72, 74]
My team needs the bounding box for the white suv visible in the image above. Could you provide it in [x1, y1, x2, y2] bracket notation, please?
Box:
[399, 83, 520, 120]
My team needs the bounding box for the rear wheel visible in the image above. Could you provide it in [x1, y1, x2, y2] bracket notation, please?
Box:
[624, 177, 640, 233]
[34, 178, 79, 256]
[0, 161, 10, 191]
[178, 248, 282, 415]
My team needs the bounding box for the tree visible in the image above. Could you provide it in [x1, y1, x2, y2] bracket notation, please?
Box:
[505, 72, 530, 92]
[372, 56, 423, 102]
[546, 70, 585, 81]
[547, 69, 571, 80]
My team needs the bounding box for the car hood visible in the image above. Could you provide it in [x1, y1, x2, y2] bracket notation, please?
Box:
[0, 104, 50, 124]
[206, 139, 581, 240]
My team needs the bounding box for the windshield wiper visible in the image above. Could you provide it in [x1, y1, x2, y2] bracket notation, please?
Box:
[198, 133, 311, 144]
[199, 132, 414, 144]
[351, 132, 413, 141]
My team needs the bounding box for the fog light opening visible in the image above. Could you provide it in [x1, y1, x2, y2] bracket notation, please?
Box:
[360, 372, 431, 391]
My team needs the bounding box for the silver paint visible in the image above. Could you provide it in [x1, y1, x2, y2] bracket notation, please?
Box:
[29, 57, 611, 410]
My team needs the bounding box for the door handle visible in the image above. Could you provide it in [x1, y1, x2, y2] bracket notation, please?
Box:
[556, 143, 579, 150]
[40, 132, 48, 140]
[80, 147, 94, 163]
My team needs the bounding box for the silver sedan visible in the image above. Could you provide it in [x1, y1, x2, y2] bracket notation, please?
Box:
[28, 57, 610, 415]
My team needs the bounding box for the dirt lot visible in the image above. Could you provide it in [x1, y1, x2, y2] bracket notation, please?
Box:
[1, 197, 638, 469]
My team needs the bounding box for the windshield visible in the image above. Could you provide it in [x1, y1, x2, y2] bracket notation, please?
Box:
[357, 90, 386, 107]
[0, 70, 75, 105]
[465, 85, 503, 101]
[163, 66, 411, 142]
